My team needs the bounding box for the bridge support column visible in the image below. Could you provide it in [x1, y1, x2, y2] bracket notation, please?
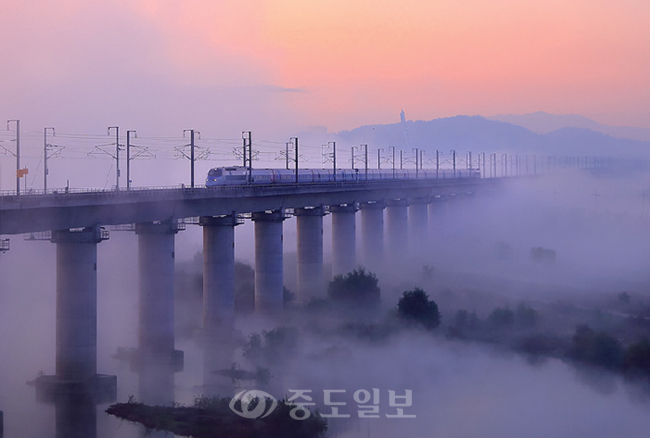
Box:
[386, 199, 409, 263]
[409, 197, 429, 248]
[359, 201, 385, 272]
[35, 226, 116, 405]
[330, 203, 358, 276]
[200, 215, 241, 393]
[295, 206, 326, 304]
[428, 197, 446, 233]
[253, 210, 286, 313]
[135, 221, 183, 406]
[201, 215, 241, 331]
[55, 394, 96, 438]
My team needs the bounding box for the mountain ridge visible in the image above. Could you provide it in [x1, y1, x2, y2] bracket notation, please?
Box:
[487, 111, 650, 142]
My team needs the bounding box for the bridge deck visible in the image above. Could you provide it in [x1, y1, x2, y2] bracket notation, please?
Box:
[0, 178, 500, 235]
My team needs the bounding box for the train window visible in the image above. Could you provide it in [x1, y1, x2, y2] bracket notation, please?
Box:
[208, 168, 222, 177]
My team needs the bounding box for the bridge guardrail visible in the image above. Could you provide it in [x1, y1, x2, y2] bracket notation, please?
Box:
[0, 177, 489, 202]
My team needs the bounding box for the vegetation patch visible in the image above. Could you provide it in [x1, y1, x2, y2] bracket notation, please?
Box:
[107, 396, 327, 438]
[397, 288, 441, 330]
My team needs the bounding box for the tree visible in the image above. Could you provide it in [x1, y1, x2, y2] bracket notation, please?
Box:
[623, 338, 650, 376]
[515, 303, 538, 328]
[487, 307, 515, 330]
[396, 288, 441, 330]
[243, 327, 299, 365]
[618, 292, 631, 305]
[530, 247, 556, 264]
[453, 309, 480, 331]
[570, 325, 623, 370]
[327, 268, 380, 305]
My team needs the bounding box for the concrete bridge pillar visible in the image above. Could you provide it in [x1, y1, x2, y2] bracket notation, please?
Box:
[408, 197, 429, 247]
[359, 200, 385, 272]
[428, 197, 447, 233]
[295, 206, 326, 304]
[200, 215, 241, 331]
[330, 203, 358, 276]
[135, 220, 183, 406]
[55, 394, 96, 438]
[52, 228, 104, 382]
[35, 226, 116, 405]
[253, 210, 286, 313]
[200, 215, 240, 394]
[386, 199, 409, 262]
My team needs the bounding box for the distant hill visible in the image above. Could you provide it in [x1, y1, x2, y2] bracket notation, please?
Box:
[323, 115, 650, 158]
[487, 111, 650, 142]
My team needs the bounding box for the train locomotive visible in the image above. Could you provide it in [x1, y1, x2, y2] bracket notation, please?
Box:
[206, 166, 480, 186]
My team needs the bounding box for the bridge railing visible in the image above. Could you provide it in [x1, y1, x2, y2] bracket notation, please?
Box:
[0, 177, 487, 201]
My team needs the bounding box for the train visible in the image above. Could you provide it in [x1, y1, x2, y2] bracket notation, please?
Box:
[206, 166, 480, 186]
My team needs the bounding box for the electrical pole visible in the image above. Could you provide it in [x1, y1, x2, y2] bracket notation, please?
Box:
[108, 126, 120, 191]
[400, 150, 403, 170]
[328, 141, 337, 181]
[285, 142, 290, 170]
[361, 144, 368, 180]
[126, 130, 136, 190]
[525, 154, 529, 175]
[7, 120, 20, 195]
[378, 148, 383, 170]
[420, 150, 424, 170]
[389, 146, 396, 179]
[43, 127, 55, 192]
[183, 129, 198, 188]
[451, 150, 456, 178]
[413, 148, 419, 178]
[515, 154, 519, 175]
[436, 150, 440, 178]
[482, 152, 486, 177]
[242, 131, 252, 183]
[291, 137, 298, 183]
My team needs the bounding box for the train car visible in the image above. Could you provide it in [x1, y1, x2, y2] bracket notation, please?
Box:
[205, 165, 481, 187]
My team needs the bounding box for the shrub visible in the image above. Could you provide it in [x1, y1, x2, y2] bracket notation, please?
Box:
[243, 327, 299, 365]
[396, 288, 441, 330]
[530, 247, 556, 264]
[570, 325, 623, 370]
[453, 309, 480, 331]
[327, 268, 380, 305]
[487, 307, 515, 330]
[623, 338, 650, 376]
[515, 303, 538, 328]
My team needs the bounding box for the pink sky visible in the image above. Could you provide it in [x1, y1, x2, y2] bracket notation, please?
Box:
[0, 0, 648, 136]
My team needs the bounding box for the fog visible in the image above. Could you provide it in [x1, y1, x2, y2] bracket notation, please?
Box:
[1, 164, 650, 437]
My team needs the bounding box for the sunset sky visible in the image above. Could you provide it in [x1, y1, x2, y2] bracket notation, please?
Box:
[0, 0, 648, 138]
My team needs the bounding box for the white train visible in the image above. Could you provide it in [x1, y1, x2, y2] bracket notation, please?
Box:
[206, 166, 480, 186]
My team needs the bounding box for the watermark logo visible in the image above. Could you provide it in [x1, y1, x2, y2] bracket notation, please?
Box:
[229, 390, 278, 419]
[230, 388, 415, 420]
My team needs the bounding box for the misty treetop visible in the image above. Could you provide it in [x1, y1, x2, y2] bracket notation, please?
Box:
[243, 327, 300, 366]
[530, 247, 556, 264]
[570, 325, 624, 370]
[623, 338, 650, 377]
[327, 268, 380, 305]
[396, 288, 441, 330]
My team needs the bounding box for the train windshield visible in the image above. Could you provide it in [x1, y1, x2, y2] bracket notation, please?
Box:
[208, 168, 222, 177]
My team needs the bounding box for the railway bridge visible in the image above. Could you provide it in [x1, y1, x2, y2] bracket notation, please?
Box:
[0, 176, 500, 409]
